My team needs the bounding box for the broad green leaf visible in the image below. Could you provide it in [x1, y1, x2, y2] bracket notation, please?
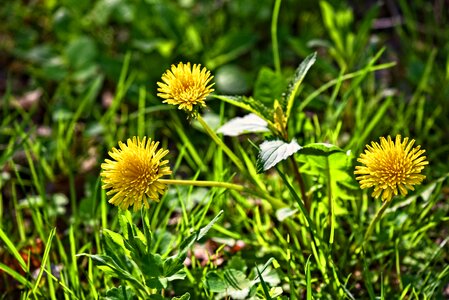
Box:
[172, 293, 191, 300]
[146, 275, 167, 290]
[102, 229, 128, 255]
[217, 113, 269, 136]
[297, 143, 353, 183]
[252, 265, 280, 286]
[254, 66, 286, 105]
[227, 256, 247, 272]
[221, 269, 251, 299]
[40, 60, 68, 81]
[284, 52, 317, 120]
[102, 229, 132, 270]
[206, 272, 227, 293]
[118, 209, 133, 239]
[257, 139, 302, 173]
[297, 143, 355, 244]
[213, 95, 272, 123]
[206, 269, 251, 299]
[142, 215, 153, 255]
[85, 254, 121, 272]
[104, 286, 137, 300]
[163, 256, 185, 278]
[142, 252, 164, 277]
[82, 254, 144, 289]
[297, 143, 356, 197]
[298, 142, 344, 156]
[213, 95, 254, 114]
[125, 223, 147, 261]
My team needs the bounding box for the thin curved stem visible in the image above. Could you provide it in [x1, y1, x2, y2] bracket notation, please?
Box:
[194, 114, 287, 209]
[196, 114, 245, 173]
[289, 156, 309, 211]
[364, 199, 392, 243]
[159, 179, 285, 208]
[160, 179, 245, 191]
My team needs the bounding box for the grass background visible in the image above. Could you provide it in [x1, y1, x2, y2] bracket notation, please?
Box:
[1, 0, 449, 299]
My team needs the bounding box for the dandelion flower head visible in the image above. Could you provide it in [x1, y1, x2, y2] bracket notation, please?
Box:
[101, 137, 172, 211]
[354, 135, 428, 202]
[157, 62, 214, 112]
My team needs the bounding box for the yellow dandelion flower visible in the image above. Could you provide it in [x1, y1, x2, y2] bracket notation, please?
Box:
[354, 135, 428, 202]
[157, 62, 214, 112]
[100, 137, 172, 211]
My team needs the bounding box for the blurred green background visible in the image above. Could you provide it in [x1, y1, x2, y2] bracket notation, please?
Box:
[2, 0, 448, 150]
[1, 0, 449, 298]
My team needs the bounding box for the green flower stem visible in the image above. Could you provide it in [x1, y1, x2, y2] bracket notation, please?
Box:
[160, 179, 245, 191]
[289, 156, 310, 212]
[364, 199, 392, 243]
[195, 114, 287, 209]
[271, 0, 282, 75]
[196, 114, 246, 173]
[159, 179, 285, 208]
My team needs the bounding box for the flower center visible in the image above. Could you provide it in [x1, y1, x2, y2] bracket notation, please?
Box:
[375, 150, 413, 186]
[119, 151, 159, 192]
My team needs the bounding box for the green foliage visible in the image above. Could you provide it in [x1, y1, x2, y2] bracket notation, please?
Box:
[254, 67, 287, 105]
[297, 143, 356, 202]
[282, 52, 317, 121]
[213, 95, 274, 124]
[79, 210, 222, 298]
[1, 0, 449, 299]
[205, 257, 281, 299]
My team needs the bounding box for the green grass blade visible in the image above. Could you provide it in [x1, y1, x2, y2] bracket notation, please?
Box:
[349, 96, 392, 150]
[137, 86, 146, 138]
[0, 262, 32, 288]
[0, 227, 28, 272]
[299, 61, 395, 111]
[276, 167, 313, 229]
[271, 0, 282, 75]
[255, 264, 272, 300]
[46, 260, 57, 300]
[361, 251, 376, 300]
[305, 256, 312, 300]
[44, 268, 80, 300]
[65, 76, 103, 145]
[69, 225, 80, 293]
[30, 227, 56, 297]
[170, 111, 207, 172]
